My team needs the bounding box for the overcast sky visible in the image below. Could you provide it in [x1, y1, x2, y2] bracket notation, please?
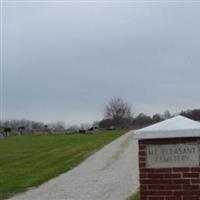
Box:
[2, 1, 200, 125]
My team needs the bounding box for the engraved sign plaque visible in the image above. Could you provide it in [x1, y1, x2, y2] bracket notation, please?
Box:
[146, 143, 200, 168]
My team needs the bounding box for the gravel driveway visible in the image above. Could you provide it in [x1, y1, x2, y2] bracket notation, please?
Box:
[9, 131, 139, 200]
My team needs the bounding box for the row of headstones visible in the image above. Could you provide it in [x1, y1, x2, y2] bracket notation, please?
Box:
[0, 127, 32, 139]
[0, 128, 12, 139]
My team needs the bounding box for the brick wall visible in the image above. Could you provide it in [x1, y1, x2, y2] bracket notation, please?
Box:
[139, 138, 200, 200]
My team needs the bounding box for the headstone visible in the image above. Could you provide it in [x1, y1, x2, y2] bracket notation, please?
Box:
[0, 133, 4, 139]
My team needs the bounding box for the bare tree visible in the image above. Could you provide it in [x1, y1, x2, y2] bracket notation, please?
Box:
[162, 110, 171, 120]
[80, 123, 91, 131]
[66, 125, 79, 133]
[48, 121, 65, 131]
[104, 97, 132, 128]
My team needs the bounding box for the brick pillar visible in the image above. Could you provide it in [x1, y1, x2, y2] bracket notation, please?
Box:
[139, 138, 200, 200]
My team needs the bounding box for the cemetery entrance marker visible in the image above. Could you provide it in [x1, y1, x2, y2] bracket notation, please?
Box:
[134, 116, 200, 200]
[146, 143, 199, 168]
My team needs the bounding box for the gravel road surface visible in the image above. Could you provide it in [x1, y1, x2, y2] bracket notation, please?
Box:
[9, 131, 139, 200]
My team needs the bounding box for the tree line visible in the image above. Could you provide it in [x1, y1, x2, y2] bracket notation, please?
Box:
[0, 97, 200, 132]
[98, 97, 200, 129]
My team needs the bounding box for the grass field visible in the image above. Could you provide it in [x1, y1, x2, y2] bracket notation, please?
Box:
[0, 130, 127, 199]
[127, 192, 140, 200]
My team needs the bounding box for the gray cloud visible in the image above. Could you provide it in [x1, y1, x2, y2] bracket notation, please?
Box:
[3, 2, 200, 124]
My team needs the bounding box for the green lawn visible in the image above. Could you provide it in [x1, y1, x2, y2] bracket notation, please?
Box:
[0, 130, 127, 199]
[127, 192, 140, 200]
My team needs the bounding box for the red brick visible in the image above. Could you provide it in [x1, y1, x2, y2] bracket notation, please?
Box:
[139, 157, 146, 162]
[173, 190, 200, 196]
[140, 184, 148, 190]
[140, 173, 148, 179]
[155, 168, 172, 173]
[148, 197, 164, 200]
[140, 168, 157, 173]
[182, 196, 199, 200]
[182, 184, 199, 190]
[141, 179, 172, 185]
[165, 197, 182, 200]
[173, 168, 190, 172]
[165, 184, 182, 190]
[191, 179, 200, 184]
[139, 144, 146, 150]
[139, 151, 146, 156]
[148, 173, 164, 179]
[148, 185, 165, 190]
[142, 190, 173, 196]
[183, 173, 199, 178]
[164, 173, 181, 179]
[191, 168, 200, 172]
[139, 162, 146, 168]
[172, 179, 190, 184]
[138, 137, 200, 200]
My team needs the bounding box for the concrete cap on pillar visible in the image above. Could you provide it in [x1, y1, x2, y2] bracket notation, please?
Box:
[134, 115, 200, 140]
